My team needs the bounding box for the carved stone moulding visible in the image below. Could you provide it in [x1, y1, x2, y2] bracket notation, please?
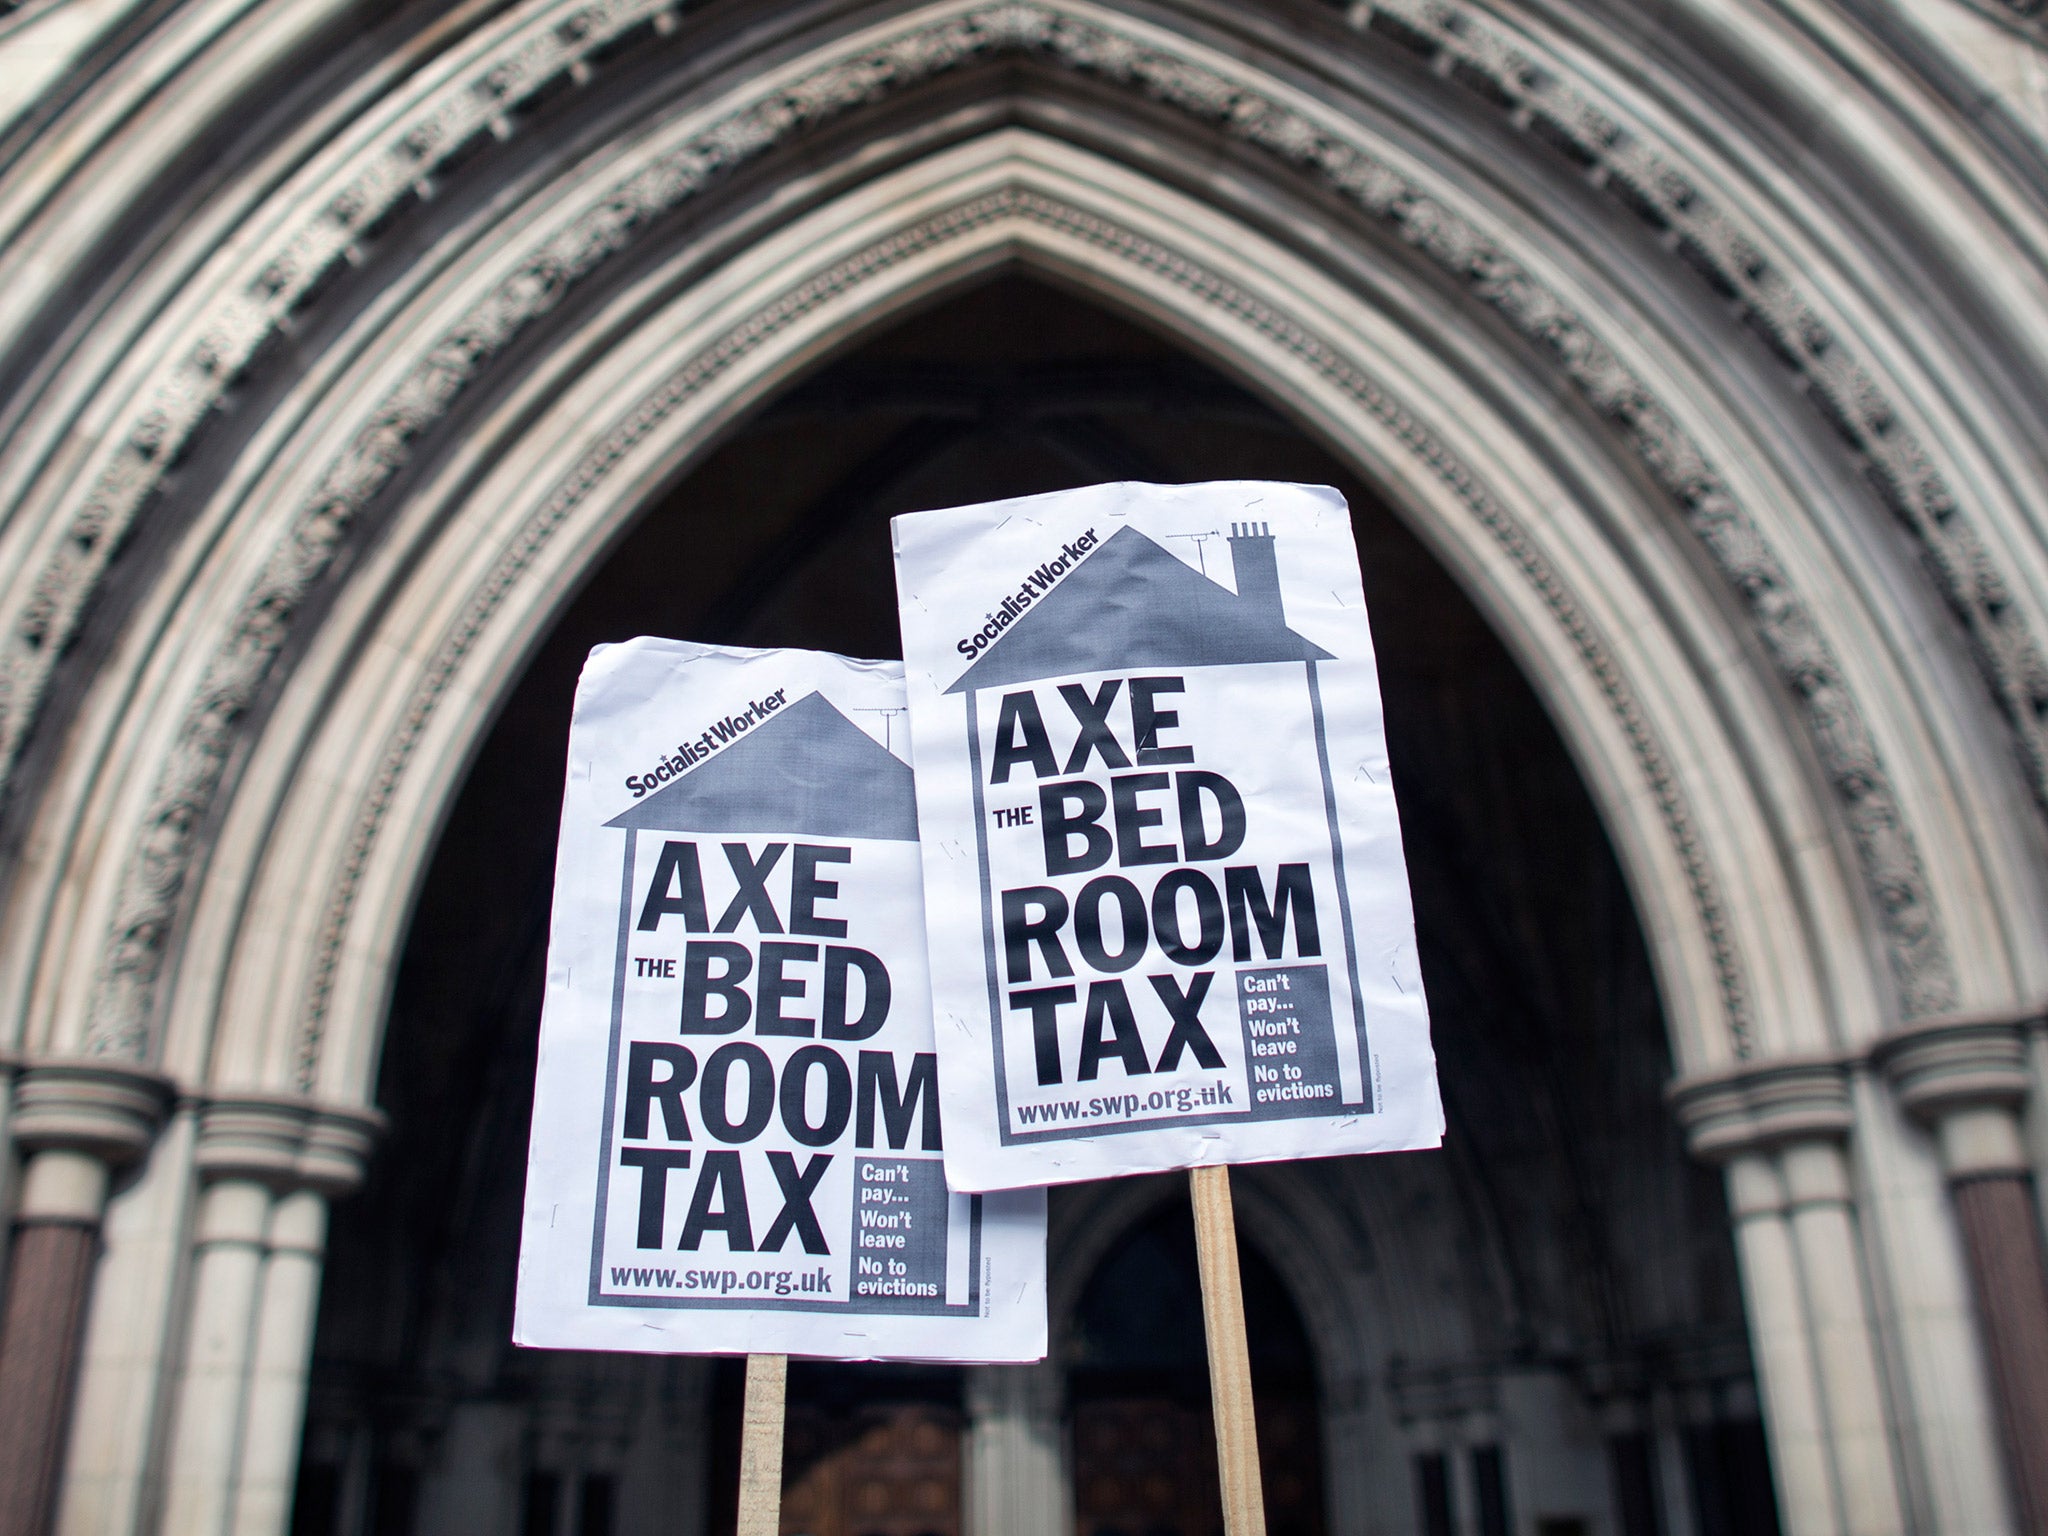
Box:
[38, 0, 1959, 1083]
[1668, 1056, 1853, 1164]
[284, 177, 1767, 1095]
[1578, 1334, 1756, 1405]
[7, 1059, 176, 1166]
[1870, 1010, 2038, 1124]
[1354, 0, 2048, 823]
[194, 1093, 386, 1196]
[1386, 1357, 1500, 1426]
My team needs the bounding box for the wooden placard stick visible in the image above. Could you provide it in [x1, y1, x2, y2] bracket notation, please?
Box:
[1190, 1164, 1268, 1536]
[735, 1352, 789, 1536]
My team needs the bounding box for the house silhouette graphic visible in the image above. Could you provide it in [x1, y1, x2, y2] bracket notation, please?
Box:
[945, 523, 1333, 695]
[606, 690, 917, 841]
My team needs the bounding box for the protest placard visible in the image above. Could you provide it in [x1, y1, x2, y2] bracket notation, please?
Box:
[891, 479, 1442, 1188]
[894, 480, 1440, 1534]
[514, 637, 1046, 1364]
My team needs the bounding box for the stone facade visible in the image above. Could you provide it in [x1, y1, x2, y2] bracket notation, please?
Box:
[1, 0, 2046, 1532]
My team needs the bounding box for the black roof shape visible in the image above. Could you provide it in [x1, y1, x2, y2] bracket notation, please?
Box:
[606, 690, 917, 841]
[945, 525, 1332, 694]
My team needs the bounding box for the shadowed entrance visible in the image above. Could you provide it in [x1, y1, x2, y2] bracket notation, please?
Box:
[1068, 1197, 1321, 1536]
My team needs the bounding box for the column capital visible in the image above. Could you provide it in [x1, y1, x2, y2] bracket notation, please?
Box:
[195, 1094, 386, 1197]
[1667, 1056, 1852, 1163]
[9, 1059, 176, 1167]
[965, 1359, 1066, 1420]
[1870, 1010, 2038, 1125]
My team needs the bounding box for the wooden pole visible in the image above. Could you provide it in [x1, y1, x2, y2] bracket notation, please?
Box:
[735, 1352, 788, 1536]
[1190, 1164, 1268, 1536]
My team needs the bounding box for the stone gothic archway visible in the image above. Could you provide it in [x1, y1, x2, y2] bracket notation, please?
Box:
[1, 4, 2046, 1534]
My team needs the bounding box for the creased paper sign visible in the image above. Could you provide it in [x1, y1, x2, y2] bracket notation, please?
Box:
[515, 637, 1046, 1360]
[893, 482, 1443, 1192]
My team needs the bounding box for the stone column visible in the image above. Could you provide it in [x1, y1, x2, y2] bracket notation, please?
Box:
[158, 1096, 380, 1536]
[0, 1054, 18, 1288]
[230, 1188, 331, 1536]
[1875, 1014, 2048, 1536]
[0, 1061, 173, 1536]
[1670, 1058, 1908, 1536]
[964, 1361, 1069, 1536]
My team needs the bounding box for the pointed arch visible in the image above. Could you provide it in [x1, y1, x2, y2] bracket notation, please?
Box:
[108, 127, 1840, 1115]
[7, 3, 2042, 1106]
[2, 7, 2042, 1532]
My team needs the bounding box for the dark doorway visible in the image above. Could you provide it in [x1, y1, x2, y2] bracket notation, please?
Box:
[1068, 1198, 1322, 1536]
[705, 1361, 962, 1536]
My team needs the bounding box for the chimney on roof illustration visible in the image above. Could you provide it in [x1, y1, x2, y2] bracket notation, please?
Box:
[1228, 521, 1285, 626]
[943, 524, 1332, 694]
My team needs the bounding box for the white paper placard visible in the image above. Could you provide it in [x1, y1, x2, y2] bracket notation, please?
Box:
[893, 482, 1443, 1192]
[515, 637, 1046, 1360]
